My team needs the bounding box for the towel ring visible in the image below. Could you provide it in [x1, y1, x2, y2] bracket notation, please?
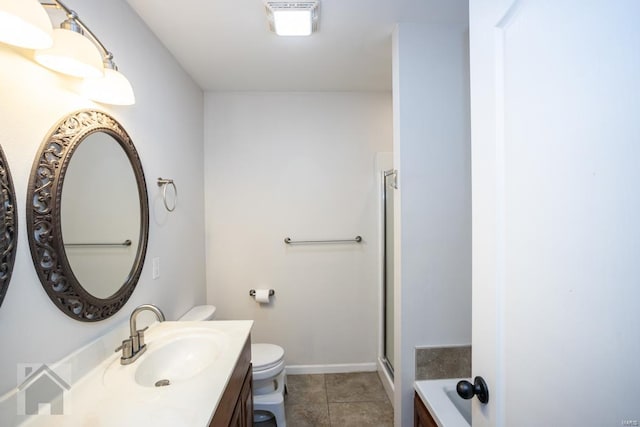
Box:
[157, 178, 177, 212]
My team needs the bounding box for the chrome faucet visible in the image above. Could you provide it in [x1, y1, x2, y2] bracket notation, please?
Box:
[116, 304, 165, 365]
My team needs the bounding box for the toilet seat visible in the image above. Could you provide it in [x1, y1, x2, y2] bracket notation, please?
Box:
[251, 343, 285, 381]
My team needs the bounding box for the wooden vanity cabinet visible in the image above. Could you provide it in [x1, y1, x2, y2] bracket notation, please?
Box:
[229, 362, 253, 427]
[209, 336, 253, 427]
[414, 392, 438, 427]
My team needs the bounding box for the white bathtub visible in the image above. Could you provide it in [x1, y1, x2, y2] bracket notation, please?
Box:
[414, 379, 471, 427]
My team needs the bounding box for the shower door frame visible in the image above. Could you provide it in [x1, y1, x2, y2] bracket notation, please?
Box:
[381, 169, 397, 378]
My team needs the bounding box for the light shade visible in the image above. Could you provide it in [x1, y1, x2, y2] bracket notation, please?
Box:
[0, 0, 53, 49]
[266, 1, 319, 36]
[273, 10, 312, 36]
[34, 28, 104, 78]
[82, 68, 135, 106]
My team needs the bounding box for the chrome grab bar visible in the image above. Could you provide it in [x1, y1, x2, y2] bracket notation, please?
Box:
[65, 239, 132, 247]
[284, 236, 362, 245]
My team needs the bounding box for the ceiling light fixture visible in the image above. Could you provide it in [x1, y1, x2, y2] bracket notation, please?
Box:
[265, 1, 319, 36]
[0, 0, 135, 105]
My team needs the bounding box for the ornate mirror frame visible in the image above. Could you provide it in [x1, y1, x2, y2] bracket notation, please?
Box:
[27, 110, 149, 321]
[0, 145, 17, 308]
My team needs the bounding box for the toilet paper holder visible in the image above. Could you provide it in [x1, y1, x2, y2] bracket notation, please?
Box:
[249, 289, 275, 297]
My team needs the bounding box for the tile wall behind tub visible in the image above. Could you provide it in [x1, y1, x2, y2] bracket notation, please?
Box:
[415, 345, 471, 380]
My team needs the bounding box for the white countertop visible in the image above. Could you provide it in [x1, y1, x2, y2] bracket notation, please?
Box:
[414, 379, 471, 427]
[19, 320, 253, 427]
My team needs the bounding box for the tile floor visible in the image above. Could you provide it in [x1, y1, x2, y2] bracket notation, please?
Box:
[255, 372, 393, 427]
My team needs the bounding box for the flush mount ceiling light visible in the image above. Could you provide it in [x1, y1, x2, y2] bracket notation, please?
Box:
[0, 0, 135, 105]
[265, 1, 319, 36]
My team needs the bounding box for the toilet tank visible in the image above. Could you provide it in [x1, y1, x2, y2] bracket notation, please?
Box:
[178, 305, 217, 321]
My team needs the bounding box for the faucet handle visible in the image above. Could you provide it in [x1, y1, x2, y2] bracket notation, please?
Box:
[115, 339, 133, 359]
[137, 326, 149, 348]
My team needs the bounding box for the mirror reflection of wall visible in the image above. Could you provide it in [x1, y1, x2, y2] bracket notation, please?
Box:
[61, 132, 140, 299]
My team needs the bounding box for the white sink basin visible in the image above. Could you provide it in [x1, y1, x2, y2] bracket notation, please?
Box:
[134, 331, 224, 387]
[102, 324, 230, 390]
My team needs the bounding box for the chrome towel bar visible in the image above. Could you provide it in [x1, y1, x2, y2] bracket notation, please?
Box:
[284, 236, 362, 245]
[65, 239, 132, 247]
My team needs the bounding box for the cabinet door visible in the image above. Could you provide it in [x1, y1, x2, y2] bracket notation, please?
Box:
[414, 393, 437, 427]
[240, 364, 253, 426]
[229, 365, 253, 427]
[228, 396, 242, 427]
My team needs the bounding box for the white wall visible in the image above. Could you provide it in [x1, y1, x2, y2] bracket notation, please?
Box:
[392, 24, 471, 426]
[0, 0, 205, 395]
[204, 92, 392, 370]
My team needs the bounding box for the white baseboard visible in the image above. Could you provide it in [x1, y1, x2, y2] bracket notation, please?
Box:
[285, 363, 377, 375]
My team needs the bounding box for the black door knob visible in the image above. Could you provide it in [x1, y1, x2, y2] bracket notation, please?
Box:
[456, 376, 489, 404]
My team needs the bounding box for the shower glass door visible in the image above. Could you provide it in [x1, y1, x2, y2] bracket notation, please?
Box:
[383, 170, 396, 376]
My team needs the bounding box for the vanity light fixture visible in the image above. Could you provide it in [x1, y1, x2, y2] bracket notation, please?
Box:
[82, 53, 135, 106]
[34, 12, 104, 78]
[0, 0, 135, 105]
[265, 1, 319, 36]
[0, 0, 52, 49]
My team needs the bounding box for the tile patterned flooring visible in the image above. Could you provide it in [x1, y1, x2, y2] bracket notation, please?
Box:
[255, 372, 393, 427]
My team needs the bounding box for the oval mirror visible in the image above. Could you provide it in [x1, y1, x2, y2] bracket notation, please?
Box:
[27, 110, 149, 321]
[0, 145, 17, 308]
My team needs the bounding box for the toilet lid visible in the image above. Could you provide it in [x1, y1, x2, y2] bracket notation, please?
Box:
[178, 305, 216, 321]
[252, 343, 284, 371]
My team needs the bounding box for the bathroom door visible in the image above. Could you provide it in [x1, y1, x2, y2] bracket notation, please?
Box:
[470, 0, 640, 425]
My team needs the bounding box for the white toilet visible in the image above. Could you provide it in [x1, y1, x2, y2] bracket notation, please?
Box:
[179, 305, 287, 426]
